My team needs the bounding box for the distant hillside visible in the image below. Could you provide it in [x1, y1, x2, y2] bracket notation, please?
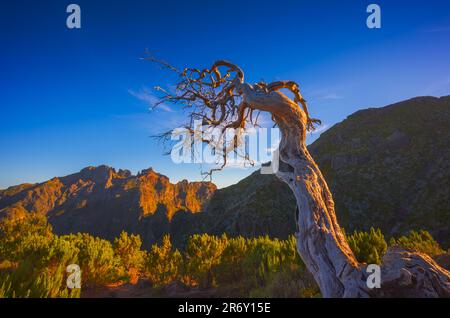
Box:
[196, 95, 450, 247]
[0, 166, 216, 245]
[310, 95, 450, 245]
[1, 95, 449, 247]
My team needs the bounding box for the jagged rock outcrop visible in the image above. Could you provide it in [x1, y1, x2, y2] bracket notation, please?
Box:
[0, 165, 216, 245]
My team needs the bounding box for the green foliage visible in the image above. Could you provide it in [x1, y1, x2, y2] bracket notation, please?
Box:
[62, 233, 121, 287]
[345, 227, 387, 264]
[181, 234, 310, 297]
[0, 262, 80, 298]
[0, 213, 53, 262]
[241, 236, 299, 287]
[1, 212, 444, 298]
[184, 234, 228, 288]
[248, 265, 320, 298]
[0, 215, 79, 298]
[0, 275, 13, 298]
[214, 236, 248, 286]
[146, 235, 182, 287]
[390, 230, 444, 257]
[114, 231, 146, 284]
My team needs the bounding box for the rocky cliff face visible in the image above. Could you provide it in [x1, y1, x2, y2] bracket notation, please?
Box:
[0, 166, 216, 245]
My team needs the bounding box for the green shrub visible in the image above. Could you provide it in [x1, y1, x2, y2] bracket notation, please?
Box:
[390, 230, 444, 257]
[0, 275, 13, 298]
[0, 213, 53, 262]
[0, 267, 79, 298]
[214, 236, 248, 287]
[3, 212, 444, 299]
[0, 232, 80, 298]
[243, 236, 301, 289]
[248, 265, 320, 298]
[346, 228, 387, 264]
[62, 233, 121, 287]
[146, 235, 183, 287]
[215, 235, 306, 297]
[184, 234, 228, 288]
[114, 231, 146, 284]
[0, 262, 80, 298]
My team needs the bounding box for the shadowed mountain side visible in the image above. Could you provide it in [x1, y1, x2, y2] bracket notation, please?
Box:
[182, 95, 450, 247]
[310, 95, 450, 246]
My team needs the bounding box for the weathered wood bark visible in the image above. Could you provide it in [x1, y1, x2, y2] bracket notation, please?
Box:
[241, 83, 450, 297]
[151, 59, 450, 297]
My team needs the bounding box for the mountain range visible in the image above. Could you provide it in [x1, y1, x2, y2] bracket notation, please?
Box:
[1, 95, 449, 247]
[0, 166, 216, 244]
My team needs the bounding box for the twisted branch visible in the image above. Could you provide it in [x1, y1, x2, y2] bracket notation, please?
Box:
[145, 56, 320, 177]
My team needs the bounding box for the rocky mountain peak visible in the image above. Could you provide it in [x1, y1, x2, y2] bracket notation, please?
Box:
[0, 166, 217, 244]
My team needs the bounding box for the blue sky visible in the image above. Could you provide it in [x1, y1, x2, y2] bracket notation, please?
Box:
[1, 0, 450, 189]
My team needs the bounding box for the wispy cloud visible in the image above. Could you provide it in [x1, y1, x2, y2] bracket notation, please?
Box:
[306, 87, 344, 102]
[128, 87, 174, 112]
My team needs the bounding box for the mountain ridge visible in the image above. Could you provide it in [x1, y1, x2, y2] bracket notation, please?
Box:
[0, 165, 216, 244]
[1, 94, 449, 247]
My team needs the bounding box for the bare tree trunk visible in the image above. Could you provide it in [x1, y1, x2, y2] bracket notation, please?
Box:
[249, 91, 450, 297]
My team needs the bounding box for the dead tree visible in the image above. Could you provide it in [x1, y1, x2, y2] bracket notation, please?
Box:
[146, 57, 450, 297]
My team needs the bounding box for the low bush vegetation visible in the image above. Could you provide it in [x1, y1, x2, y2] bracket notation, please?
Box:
[389, 230, 445, 257]
[0, 214, 445, 298]
[345, 227, 387, 264]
